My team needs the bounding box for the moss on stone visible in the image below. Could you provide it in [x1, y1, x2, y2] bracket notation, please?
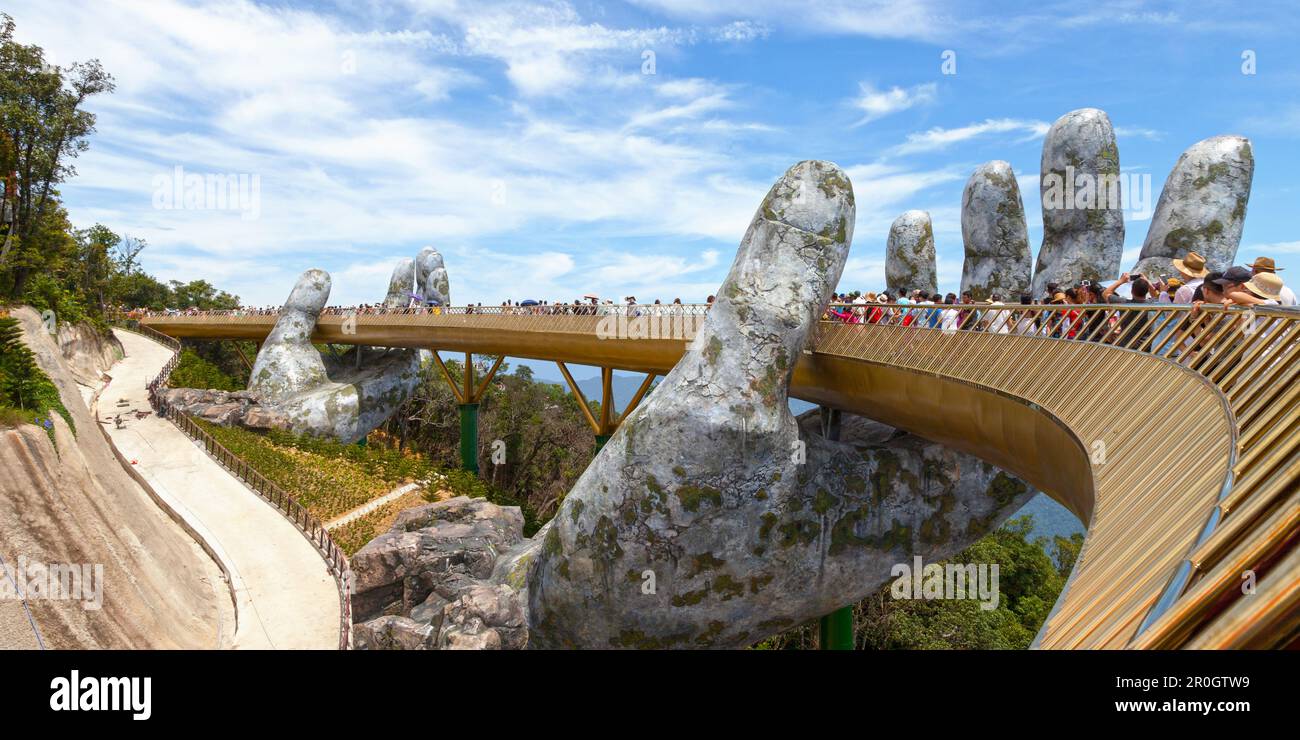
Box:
[688, 552, 726, 577]
[671, 586, 710, 607]
[777, 519, 819, 548]
[675, 483, 722, 513]
[712, 574, 744, 601]
[812, 488, 838, 515]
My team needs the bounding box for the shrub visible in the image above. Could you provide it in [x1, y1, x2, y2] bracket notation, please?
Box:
[169, 348, 241, 391]
[0, 317, 73, 443]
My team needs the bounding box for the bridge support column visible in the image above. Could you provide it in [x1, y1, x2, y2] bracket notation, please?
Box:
[459, 403, 480, 473]
[818, 405, 854, 650]
[431, 352, 503, 475]
[818, 608, 855, 650]
[556, 363, 658, 455]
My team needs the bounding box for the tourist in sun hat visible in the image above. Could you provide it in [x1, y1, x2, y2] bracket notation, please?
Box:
[1242, 271, 1284, 304]
[1171, 251, 1210, 303]
[1248, 256, 1297, 306]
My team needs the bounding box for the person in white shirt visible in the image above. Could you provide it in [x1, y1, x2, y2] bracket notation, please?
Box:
[1172, 251, 1210, 304]
[983, 296, 1012, 333]
[1248, 256, 1297, 306]
[939, 295, 960, 333]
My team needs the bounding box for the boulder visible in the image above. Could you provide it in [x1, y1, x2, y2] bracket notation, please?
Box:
[352, 615, 437, 650]
[438, 582, 527, 650]
[349, 496, 525, 622]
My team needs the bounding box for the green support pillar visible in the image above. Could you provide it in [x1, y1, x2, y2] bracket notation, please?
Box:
[817, 404, 853, 650]
[459, 403, 480, 473]
[595, 433, 612, 453]
[819, 607, 854, 650]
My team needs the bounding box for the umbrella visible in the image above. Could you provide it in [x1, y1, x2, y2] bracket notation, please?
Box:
[582, 293, 600, 300]
[520, 299, 539, 306]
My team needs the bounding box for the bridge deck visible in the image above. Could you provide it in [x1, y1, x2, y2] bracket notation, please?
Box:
[141, 304, 1300, 649]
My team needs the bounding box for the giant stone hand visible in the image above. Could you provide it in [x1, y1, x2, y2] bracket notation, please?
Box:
[247, 252, 445, 443]
[521, 161, 1035, 648]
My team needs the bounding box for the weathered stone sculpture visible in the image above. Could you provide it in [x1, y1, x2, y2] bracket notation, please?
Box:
[417, 246, 450, 306]
[509, 160, 1033, 648]
[248, 271, 421, 444]
[1032, 109, 1124, 296]
[384, 258, 417, 309]
[1131, 135, 1254, 278]
[960, 161, 1032, 300]
[885, 210, 937, 296]
[244, 260, 430, 444]
[249, 269, 333, 399]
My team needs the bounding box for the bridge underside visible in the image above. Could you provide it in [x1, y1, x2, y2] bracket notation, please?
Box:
[144, 311, 1295, 649]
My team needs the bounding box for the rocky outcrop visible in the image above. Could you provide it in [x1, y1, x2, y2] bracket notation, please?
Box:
[349, 496, 528, 649]
[1131, 135, 1254, 277]
[1032, 108, 1124, 296]
[961, 161, 1033, 300]
[885, 210, 937, 296]
[56, 321, 124, 385]
[160, 388, 290, 430]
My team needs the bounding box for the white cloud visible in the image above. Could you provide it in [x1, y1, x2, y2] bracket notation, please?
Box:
[890, 118, 1050, 156]
[1115, 126, 1163, 140]
[627, 0, 953, 42]
[852, 82, 937, 125]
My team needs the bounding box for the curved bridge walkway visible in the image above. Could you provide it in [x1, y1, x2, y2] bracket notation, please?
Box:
[104, 329, 340, 649]
[143, 302, 1300, 649]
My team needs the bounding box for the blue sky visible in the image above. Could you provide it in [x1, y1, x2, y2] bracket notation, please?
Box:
[10, 0, 1300, 309]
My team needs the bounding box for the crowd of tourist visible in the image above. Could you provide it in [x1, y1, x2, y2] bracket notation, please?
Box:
[821, 251, 1295, 346]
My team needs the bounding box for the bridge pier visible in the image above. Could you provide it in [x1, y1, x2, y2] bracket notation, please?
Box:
[459, 403, 479, 473]
[817, 404, 855, 650]
[556, 363, 657, 454]
[432, 351, 504, 474]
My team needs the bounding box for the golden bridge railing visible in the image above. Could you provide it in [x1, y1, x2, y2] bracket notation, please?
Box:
[814, 301, 1297, 648]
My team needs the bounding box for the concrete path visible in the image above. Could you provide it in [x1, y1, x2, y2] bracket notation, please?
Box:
[325, 481, 424, 531]
[102, 330, 340, 649]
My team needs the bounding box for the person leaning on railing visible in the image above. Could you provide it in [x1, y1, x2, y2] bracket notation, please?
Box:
[1101, 272, 1155, 347]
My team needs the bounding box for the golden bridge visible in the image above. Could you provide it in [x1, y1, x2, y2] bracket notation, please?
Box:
[141, 302, 1300, 649]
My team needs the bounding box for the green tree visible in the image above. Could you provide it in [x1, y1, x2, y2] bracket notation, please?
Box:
[755, 515, 1071, 650]
[381, 358, 596, 526]
[0, 12, 115, 297]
